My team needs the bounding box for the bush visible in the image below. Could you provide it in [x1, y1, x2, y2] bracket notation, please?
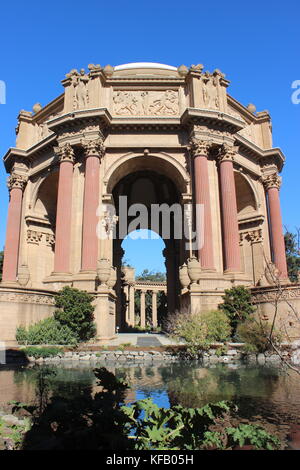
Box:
[21, 346, 62, 358]
[236, 319, 282, 353]
[165, 310, 231, 353]
[218, 286, 256, 336]
[16, 317, 78, 345]
[54, 286, 96, 342]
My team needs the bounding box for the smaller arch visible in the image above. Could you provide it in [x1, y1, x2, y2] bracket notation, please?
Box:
[234, 171, 258, 215]
[32, 171, 59, 224]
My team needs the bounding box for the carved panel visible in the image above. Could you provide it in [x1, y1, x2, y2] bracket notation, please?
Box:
[112, 90, 179, 116]
[0, 291, 55, 305]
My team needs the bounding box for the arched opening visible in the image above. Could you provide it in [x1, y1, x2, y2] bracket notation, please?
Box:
[34, 172, 58, 226]
[234, 172, 257, 216]
[120, 229, 168, 330]
[108, 159, 186, 330]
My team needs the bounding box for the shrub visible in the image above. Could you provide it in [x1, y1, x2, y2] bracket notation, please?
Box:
[218, 286, 256, 336]
[54, 286, 96, 341]
[21, 346, 62, 358]
[165, 310, 231, 353]
[236, 319, 282, 353]
[16, 317, 78, 345]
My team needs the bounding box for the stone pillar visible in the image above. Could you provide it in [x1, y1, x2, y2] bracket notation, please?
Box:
[53, 143, 75, 273]
[190, 138, 214, 269]
[152, 291, 158, 328]
[246, 229, 264, 285]
[218, 145, 241, 272]
[2, 174, 27, 282]
[124, 283, 129, 325]
[140, 289, 146, 328]
[129, 284, 135, 326]
[81, 138, 105, 271]
[262, 174, 288, 279]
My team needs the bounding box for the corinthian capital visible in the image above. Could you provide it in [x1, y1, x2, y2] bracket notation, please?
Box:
[7, 173, 28, 192]
[189, 137, 211, 157]
[217, 144, 237, 164]
[261, 173, 281, 191]
[54, 142, 75, 163]
[81, 137, 105, 159]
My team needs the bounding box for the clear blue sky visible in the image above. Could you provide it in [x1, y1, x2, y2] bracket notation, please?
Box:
[0, 0, 299, 274]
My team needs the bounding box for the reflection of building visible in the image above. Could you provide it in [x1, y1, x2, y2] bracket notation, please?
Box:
[1, 62, 299, 344]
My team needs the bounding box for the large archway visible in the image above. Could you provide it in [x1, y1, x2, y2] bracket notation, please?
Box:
[106, 155, 188, 330]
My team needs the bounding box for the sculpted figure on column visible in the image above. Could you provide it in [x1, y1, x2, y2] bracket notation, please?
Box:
[262, 172, 288, 279]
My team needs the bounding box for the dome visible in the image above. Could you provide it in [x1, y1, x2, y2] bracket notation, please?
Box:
[114, 62, 177, 71]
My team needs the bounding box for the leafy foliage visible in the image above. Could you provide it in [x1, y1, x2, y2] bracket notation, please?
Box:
[54, 286, 96, 341]
[21, 346, 62, 358]
[236, 318, 282, 353]
[165, 310, 231, 353]
[284, 230, 300, 282]
[16, 317, 78, 345]
[218, 286, 256, 336]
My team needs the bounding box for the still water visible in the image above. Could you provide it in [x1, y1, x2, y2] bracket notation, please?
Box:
[0, 361, 300, 448]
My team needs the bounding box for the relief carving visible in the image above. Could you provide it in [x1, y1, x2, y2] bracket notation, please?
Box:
[113, 90, 179, 116]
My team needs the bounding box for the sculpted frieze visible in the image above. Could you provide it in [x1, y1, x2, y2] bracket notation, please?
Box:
[112, 90, 179, 116]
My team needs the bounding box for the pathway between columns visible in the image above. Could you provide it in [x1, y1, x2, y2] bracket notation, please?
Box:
[101, 333, 184, 347]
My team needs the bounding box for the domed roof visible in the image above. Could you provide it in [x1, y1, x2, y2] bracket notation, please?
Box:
[114, 62, 177, 71]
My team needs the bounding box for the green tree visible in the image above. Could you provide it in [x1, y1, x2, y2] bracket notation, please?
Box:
[284, 229, 300, 282]
[218, 286, 256, 337]
[54, 286, 96, 341]
[0, 250, 4, 281]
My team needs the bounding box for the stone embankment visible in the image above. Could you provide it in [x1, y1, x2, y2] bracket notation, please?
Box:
[4, 340, 300, 366]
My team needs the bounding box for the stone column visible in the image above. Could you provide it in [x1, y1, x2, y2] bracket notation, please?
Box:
[262, 174, 288, 279]
[246, 229, 264, 285]
[190, 138, 214, 269]
[129, 284, 135, 326]
[140, 289, 146, 328]
[81, 138, 105, 271]
[152, 291, 158, 328]
[53, 143, 75, 273]
[2, 174, 27, 282]
[218, 145, 241, 272]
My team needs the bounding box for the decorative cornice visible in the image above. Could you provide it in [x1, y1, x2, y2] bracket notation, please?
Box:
[54, 142, 75, 163]
[261, 173, 281, 191]
[7, 173, 28, 192]
[81, 137, 105, 159]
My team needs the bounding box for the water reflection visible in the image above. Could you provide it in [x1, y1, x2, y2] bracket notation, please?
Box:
[0, 361, 299, 446]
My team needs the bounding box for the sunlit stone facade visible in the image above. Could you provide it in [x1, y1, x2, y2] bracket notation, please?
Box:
[1, 62, 298, 344]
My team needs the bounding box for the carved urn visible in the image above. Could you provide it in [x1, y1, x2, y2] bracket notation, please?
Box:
[17, 264, 30, 287]
[97, 259, 111, 286]
[179, 263, 190, 288]
[187, 256, 201, 285]
[107, 266, 117, 289]
[122, 266, 135, 284]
